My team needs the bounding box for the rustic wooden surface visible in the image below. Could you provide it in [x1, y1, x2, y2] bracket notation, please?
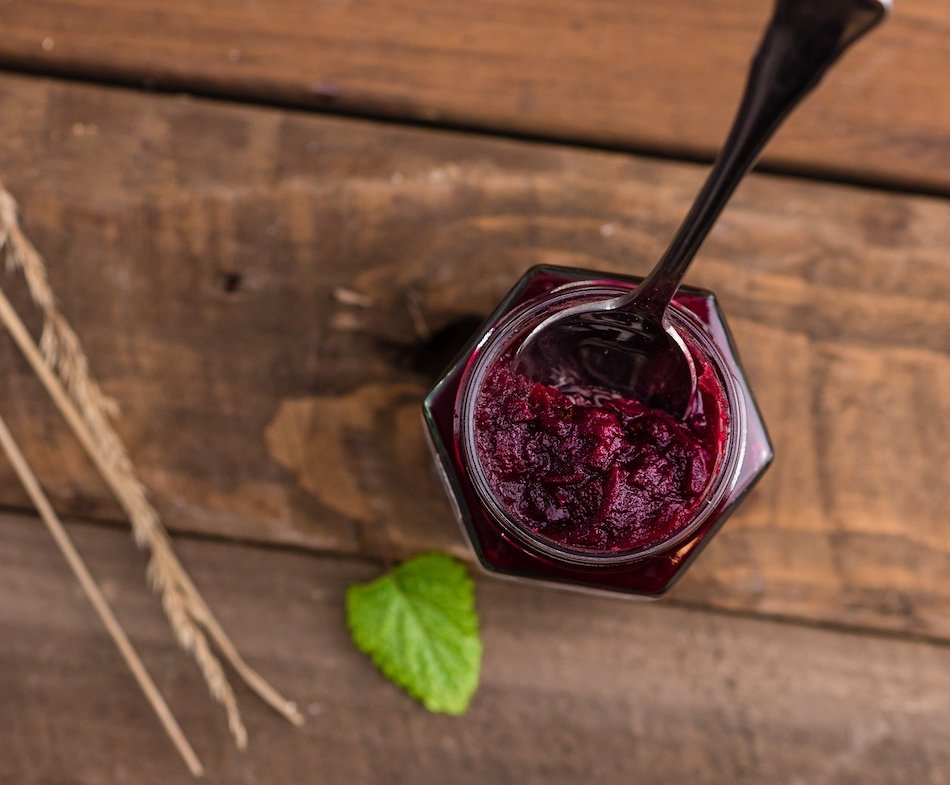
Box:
[0, 74, 948, 645]
[4, 511, 950, 785]
[1, 0, 948, 191]
[0, 2, 948, 780]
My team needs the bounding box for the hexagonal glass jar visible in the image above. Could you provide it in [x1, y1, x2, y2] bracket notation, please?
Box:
[423, 265, 772, 597]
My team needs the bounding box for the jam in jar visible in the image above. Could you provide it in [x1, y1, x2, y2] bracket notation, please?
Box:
[424, 265, 772, 596]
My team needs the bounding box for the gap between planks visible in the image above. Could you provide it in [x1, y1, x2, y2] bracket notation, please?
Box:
[0, 60, 944, 202]
[4, 506, 949, 654]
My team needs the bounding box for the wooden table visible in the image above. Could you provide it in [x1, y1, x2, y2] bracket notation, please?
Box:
[1, 2, 949, 782]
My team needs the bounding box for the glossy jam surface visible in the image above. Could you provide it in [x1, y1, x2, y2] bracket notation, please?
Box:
[472, 348, 728, 553]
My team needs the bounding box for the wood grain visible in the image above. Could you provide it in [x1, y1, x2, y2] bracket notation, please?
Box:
[0, 74, 947, 642]
[3, 511, 950, 785]
[0, 0, 948, 191]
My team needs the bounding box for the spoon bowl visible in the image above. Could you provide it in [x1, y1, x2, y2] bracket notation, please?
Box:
[515, 294, 696, 414]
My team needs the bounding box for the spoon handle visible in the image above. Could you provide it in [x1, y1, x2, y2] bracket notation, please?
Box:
[628, 0, 890, 323]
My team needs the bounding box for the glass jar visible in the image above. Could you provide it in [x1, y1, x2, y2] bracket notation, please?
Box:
[424, 265, 772, 596]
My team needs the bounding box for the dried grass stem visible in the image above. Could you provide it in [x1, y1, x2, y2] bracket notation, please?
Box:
[0, 182, 302, 762]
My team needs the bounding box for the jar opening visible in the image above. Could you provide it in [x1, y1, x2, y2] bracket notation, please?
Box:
[456, 282, 747, 567]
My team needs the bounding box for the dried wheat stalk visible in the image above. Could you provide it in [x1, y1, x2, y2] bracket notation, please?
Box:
[0, 183, 303, 750]
[0, 410, 205, 777]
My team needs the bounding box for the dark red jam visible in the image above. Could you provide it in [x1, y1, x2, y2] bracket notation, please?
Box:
[472, 349, 729, 553]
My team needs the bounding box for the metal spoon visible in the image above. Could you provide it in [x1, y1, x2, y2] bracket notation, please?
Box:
[516, 0, 891, 417]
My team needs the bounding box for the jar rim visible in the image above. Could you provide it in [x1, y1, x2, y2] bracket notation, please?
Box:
[455, 281, 747, 567]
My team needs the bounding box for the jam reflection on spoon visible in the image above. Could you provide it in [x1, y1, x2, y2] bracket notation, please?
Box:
[515, 0, 890, 419]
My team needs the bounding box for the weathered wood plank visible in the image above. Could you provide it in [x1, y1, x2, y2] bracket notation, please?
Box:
[2, 512, 950, 784]
[0, 0, 947, 191]
[0, 74, 948, 641]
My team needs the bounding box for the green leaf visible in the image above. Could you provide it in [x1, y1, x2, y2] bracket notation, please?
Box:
[346, 553, 482, 715]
